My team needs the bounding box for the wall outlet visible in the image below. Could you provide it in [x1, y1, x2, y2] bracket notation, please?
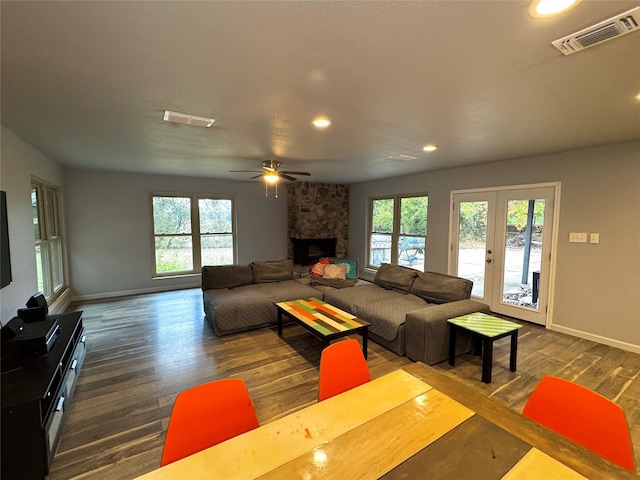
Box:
[569, 232, 587, 243]
[590, 233, 600, 244]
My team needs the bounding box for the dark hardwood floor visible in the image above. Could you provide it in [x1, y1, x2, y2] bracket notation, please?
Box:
[47, 288, 640, 479]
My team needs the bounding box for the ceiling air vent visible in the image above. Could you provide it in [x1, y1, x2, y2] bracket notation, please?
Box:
[552, 7, 640, 55]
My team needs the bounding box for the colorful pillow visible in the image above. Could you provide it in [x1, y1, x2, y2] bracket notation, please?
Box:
[323, 263, 347, 280]
[332, 259, 358, 279]
[311, 257, 331, 277]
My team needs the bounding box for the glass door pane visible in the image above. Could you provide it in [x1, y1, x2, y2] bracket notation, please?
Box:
[492, 187, 555, 325]
[501, 199, 545, 310]
[456, 200, 491, 298]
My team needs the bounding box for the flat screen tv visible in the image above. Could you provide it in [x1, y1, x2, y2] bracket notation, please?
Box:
[1, 191, 12, 289]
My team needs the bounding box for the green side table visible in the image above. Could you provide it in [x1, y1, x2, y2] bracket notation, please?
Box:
[448, 313, 522, 383]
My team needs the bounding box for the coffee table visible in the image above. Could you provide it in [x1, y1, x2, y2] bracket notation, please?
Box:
[276, 297, 370, 358]
[447, 312, 522, 383]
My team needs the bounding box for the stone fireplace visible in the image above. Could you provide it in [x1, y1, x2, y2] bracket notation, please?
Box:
[287, 182, 349, 264]
[292, 238, 336, 266]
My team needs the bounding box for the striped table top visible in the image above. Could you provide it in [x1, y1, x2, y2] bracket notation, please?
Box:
[134, 365, 632, 480]
[448, 312, 522, 338]
[276, 297, 369, 337]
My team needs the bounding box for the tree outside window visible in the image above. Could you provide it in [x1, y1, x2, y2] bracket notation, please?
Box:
[152, 195, 234, 276]
[368, 194, 428, 271]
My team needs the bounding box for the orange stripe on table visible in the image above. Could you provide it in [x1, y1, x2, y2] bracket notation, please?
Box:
[289, 304, 317, 320]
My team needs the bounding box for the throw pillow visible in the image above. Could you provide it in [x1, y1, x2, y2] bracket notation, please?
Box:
[332, 259, 358, 279]
[323, 263, 347, 280]
[311, 257, 331, 277]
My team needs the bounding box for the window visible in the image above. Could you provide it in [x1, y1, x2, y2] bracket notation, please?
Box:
[368, 194, 428, 271]
[32, 179, 66, 301]
[151, 194, 235, 276]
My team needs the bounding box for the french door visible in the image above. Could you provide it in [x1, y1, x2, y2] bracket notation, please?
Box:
[450, 185, 557, 325]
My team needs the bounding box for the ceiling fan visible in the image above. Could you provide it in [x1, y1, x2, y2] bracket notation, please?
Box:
[230, 160, 311, 198]
[230, 160, 311, 182]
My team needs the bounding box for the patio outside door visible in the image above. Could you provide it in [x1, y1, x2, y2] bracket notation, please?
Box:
[450, 186, 556, 325]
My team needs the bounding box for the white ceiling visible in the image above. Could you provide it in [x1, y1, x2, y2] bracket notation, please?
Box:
[2, 1, 639, 184]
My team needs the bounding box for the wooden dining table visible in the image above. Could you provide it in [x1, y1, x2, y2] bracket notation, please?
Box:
[136, 363, 636, 480]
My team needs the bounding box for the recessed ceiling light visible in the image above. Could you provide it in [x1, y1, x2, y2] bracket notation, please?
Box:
[163, 110, 215, 127]
[312, 117, 332, 128]
[423, 145, 438, 152]
[529, 0, 580, 18]
[635, 92, 640, 101]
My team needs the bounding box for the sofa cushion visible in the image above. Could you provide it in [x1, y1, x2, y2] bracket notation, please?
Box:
[373, 263, 419, 293]
[201, 265, 253, 290]
[252, 259, 294, 283]
[324, 284, 405, 312]
[411, 271, 473, 304]
[310, 277, 358, 289]
[354, 294, 427, 341]
[203, 288, 275, 334]
[236, 280, 321, 303]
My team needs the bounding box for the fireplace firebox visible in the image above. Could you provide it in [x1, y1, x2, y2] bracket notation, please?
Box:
[292, 238, 336, 266]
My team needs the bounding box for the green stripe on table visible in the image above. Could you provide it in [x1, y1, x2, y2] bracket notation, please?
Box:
[448, 313, 521, 337]
[312, 321, 333, 335]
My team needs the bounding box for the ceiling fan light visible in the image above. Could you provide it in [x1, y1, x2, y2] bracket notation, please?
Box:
[264, 173, 279, 184]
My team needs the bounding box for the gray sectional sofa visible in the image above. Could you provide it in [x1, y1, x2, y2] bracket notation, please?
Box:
[202, 260, 489, 365]
[202, 259, 320, 335]
[323, 263, 490, 363]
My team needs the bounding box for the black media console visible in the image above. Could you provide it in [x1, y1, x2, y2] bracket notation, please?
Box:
[1, 311, 86, 480]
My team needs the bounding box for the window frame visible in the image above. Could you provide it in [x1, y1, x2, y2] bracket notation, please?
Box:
[31, 178, 67, 302]
[367, 192, 428, 271]
[150, 193, 237, 278]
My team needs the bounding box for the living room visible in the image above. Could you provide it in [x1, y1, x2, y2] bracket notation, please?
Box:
[1, 1, 639, 478]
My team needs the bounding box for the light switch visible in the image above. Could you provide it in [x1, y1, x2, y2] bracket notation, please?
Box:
[569, 232, 587, 243]
[590, 233, 600, 244]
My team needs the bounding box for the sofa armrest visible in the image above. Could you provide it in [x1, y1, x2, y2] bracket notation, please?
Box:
[405, 299, 490, 365]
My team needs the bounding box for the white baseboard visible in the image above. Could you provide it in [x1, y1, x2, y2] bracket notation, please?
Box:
[71, 283, 200, 302]
[550, 323, 640, 354]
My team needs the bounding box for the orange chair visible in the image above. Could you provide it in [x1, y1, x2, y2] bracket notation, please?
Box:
[318, 339, 371, 401]
[522, 375, 636, 471]
[161, 378, 259, 466]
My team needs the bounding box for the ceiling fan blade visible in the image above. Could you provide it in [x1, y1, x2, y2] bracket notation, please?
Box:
[249, 174, 264, 180]
[280, 174, 298, 181]
[230, 170, 263, 173]
[281, 171, 311, 176]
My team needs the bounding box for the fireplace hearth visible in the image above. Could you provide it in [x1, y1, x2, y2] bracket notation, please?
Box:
[292, 238, 336, 266]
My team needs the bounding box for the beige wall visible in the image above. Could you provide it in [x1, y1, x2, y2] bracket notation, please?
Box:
[0, 126, 66, 325]
[63, 168, 289, 299]
[349, 142, 640, 352]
